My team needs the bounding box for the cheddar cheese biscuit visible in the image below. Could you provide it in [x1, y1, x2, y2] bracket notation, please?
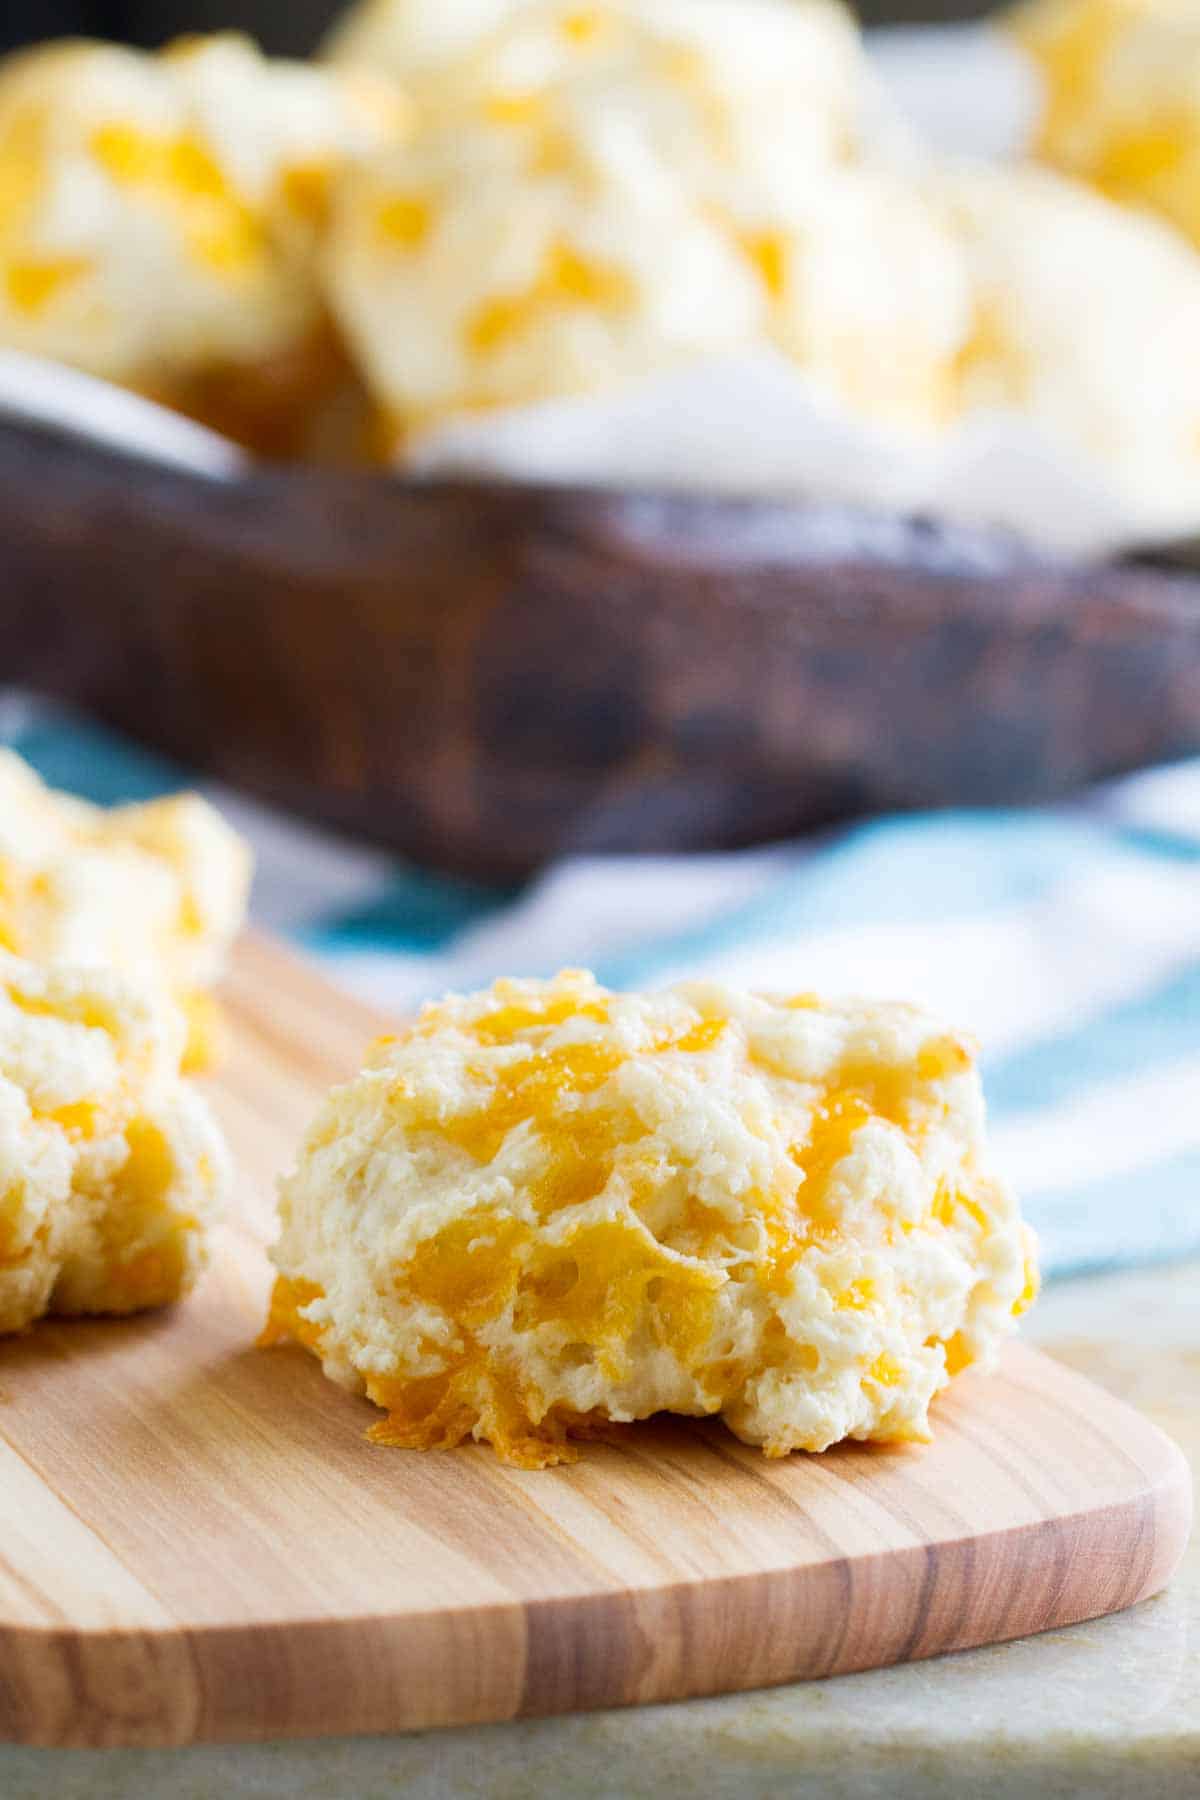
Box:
[264, 971, 1037, 1467]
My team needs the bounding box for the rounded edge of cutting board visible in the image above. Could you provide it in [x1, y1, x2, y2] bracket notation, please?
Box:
[0, 1346, 1189, 1748]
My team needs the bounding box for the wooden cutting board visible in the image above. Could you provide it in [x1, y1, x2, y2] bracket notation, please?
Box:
[0, 935, 1190, 1748]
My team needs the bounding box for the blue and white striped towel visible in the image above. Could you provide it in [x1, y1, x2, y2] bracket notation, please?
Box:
[4, 690, 1198, 1284]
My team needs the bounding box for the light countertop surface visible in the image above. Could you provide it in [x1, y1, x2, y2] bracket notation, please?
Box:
[3, 1259, 1197, 1800]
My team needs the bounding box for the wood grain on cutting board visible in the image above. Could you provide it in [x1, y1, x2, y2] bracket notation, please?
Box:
[0, 935, 1189, 1747]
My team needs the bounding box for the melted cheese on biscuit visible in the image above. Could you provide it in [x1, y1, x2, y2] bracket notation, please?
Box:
[1014, 0, 1200, 248]
[0, 951, 228, 1333]
[0, 32, 400, 443]
[0, 750, 251, 1069]
[264, 971, 1036, 1467]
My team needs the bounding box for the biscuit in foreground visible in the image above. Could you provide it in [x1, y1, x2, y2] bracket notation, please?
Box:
[263, 971, 1037, 1467]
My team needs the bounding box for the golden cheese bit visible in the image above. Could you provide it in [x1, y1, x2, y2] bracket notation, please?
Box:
[0, 951, 229, 1334]
[323, 0, 971, 449]
[1012, 0, 1200, 250]
[263, 970, 1037, 1468]
[0, 750, 251, 1071]
[0, 32, 402, 451]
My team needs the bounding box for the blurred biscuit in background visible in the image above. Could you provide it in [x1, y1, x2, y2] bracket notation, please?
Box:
[1013, 0, 1200, 251]
[932, 157, 1200, 537]
[323, 0, 968, 456]
[0, 31, 402, 453]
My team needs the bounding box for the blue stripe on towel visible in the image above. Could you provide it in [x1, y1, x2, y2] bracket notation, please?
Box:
[984, 959, 1200, 1118]
[9, 710, 183, 805]
[594, 813, 1150, 990]
[1031, 1148, 1200, 1278]
[307, 870, 518, 955]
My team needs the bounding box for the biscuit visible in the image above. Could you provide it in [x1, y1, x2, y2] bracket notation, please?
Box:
[264, 971, 1037, 1467]
[0, 951, 228, 1333]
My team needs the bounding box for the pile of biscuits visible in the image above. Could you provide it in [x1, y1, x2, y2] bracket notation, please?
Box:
[0, 0, 1198, 536]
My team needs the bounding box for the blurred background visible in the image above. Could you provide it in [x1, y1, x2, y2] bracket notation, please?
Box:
[2, 1, 1004, 58]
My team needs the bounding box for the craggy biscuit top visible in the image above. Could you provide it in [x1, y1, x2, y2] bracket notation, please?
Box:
[0, 750, 251, 1065]
[0, 950, 229, 1333]
[265, 971, 1037, 1467]
[0, 32, 400, 391]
